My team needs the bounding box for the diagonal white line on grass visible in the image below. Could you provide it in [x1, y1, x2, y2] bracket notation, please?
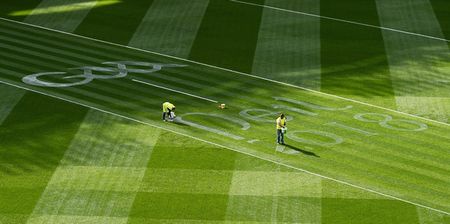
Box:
[0, 16, 449, 127]
[229, 0, 450, 43]
[132, 79, 219, 103]
[1, 80, 448, 216]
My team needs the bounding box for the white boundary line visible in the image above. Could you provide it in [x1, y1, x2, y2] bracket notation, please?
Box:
[0, 16, 448, 127]
[230, 0, 450, 43]
[132, 79, 218, 103]
[0, 79, 448, 215]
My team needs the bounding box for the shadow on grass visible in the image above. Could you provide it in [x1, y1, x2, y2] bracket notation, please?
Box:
[284, 144, 320, 157]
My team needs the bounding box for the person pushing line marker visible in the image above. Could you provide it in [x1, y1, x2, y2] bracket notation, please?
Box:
[162, 102, 176, 122]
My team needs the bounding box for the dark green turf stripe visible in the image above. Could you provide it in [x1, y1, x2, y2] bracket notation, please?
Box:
[430, 0, 450, 42]
[0, 0, 41, 20]
[74, 0, 154, 45]
[0, 188, 42, 215]
[322, 198, 419, 224]
[320, 0, 395, 104]
[189, 0, 264, 73]
[130, 193, 228, 220]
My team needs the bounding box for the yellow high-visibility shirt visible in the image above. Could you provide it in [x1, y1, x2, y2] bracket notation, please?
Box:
[162, 102, 175, 112]
[276, 117, 286, 130]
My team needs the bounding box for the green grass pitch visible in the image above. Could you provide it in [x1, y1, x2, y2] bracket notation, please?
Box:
[0, 0, 449, 223]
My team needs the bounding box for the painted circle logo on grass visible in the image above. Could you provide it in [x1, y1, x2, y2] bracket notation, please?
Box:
[22, 61, 187, 87]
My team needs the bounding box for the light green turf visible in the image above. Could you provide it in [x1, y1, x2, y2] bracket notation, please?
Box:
[228, 171, 321, 197]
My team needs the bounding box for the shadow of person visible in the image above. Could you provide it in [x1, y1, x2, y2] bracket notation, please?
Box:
[284, 144, 320, 157]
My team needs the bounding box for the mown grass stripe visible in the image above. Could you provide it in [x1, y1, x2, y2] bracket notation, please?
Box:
[320, 0, 395, 105]
[23, 0, 98, 32]
[252, 0, 321, 89]
[189, 0, 264, 73]
[225, 195, 321, 223]
[323, 143, 450, 195]
[27, 110, 161, 222]
[47, 166, 147, 192]
[0, 91, 88, 219]
[0, 0, 45, 127]
[0, 43, 81, 68]
[416, 207, 448, 224]
[0, 37, 98, 67]
[27, 215, 127, 224]
[0, 23, 130, 61]
[430, 0, 450, 41]
[0, 84, 24, 124]
[375, 0, 450, 123]
[0, 34, 101, 63]
[74, 0, 154, 45]
[0, 19, 157, 62]
[0, 0, 41, 19]
[306, 148, 450, 200]
[129, 0, 209, 58]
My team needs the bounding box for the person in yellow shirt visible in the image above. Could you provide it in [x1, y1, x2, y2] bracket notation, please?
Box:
[276, 113, 286, 144]
[162, 102, 176, 121]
